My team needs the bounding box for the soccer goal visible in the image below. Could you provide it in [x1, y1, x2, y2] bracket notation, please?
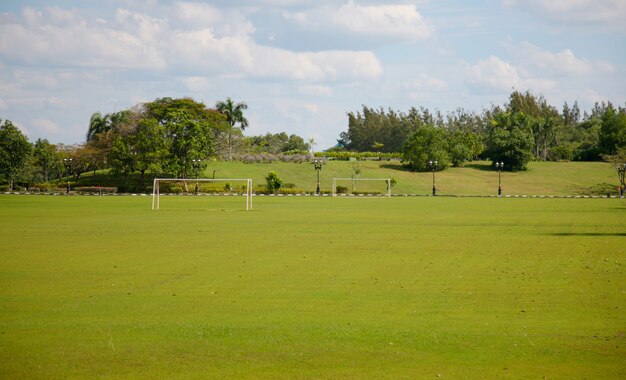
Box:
[152, 178, 253, 210]
[332, 178, 391, 197]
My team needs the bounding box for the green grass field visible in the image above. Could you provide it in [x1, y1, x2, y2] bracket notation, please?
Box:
[73, 160, 619, 196]
[1, 195, 624, 379]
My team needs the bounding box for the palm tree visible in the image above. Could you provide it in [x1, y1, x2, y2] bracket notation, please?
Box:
[308, 138, 316, 155]
[86, 112, 109, 141]
[216, 98, 248, 160]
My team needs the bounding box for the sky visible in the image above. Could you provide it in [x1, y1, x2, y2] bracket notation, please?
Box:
[1, 0, 625, 150]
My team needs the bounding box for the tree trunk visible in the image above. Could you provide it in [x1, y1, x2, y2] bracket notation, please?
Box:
[228, 130, 232, 161]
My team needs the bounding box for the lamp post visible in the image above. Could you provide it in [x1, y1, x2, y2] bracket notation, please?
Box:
[617, 163, 625, 198]
[428, 159, 437, 196]
[313, 158, 323, 195]
[63, 158, 73, 194]
[495, 161, 504, 197]
[192, 159, 202, 194]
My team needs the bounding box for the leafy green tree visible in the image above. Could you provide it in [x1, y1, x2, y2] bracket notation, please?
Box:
[32, 138, 61, 182]
[599, 105, 626, 155]
[216, 98, 248, 160]
[486, 112, 534, 171]
[265, 171, 283, 194]
[0, 118, 32, 190]
[403, 125, 450, 171]
[447, 130, 483, 167]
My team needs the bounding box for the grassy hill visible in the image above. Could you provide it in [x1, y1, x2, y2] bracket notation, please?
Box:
[74, 160, 619, 196]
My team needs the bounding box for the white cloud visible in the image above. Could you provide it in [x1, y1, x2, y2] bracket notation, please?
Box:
[284, 0, 432, 40]
[303, 103, 319, 114]
[0, 7, 167, 70]
[46, 97, 80, 108]
[509, 41, 613, 76]
[299, 85, 333, 96]
[466, 55, 556, 92]
[181, 76, 211, 91]
[0, 5, 383, 83]
[31, 118, 61, 134]
[503, 0, 626, 30]
[408, 74, 449, 92]
[0, 98, 7, 110]
[175, 2, 255, 37]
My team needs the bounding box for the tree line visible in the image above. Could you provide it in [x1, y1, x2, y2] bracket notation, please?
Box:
[0, 97, 311, 191]
[338, 91, 626, 171]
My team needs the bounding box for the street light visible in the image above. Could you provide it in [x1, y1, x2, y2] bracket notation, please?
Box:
[617, 163, 625, 198]
[495, 161, 504, 197]
[63, 158, 73, 194]
[428, 159, 438, 196]
[192, 159, 202, 194]
[313, 158, 323, 195]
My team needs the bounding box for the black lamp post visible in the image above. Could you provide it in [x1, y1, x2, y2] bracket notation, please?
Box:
[192, 159, 202, 194]
[313, 158, 323, 195]
[63, 158, 73, 194]
[429, 159, 437, 196]
[495, 161, 504, 197]
[617, 163, 625, 198]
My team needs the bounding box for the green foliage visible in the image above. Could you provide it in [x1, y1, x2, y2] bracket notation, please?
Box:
[33, 138, 62, 182]
[265, 171, 283, 194]
[0, 118, 32, 190]
[486, 112, 535, 171]
[402, 125, 450, 171]
[243, 132, 310, 155]
[216, 97, 249, 160]
[599, 105, 626, 155]
[314, 151, 401, 160]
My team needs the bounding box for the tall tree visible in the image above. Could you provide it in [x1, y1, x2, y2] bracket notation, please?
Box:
[403, 125, 450, 171]
[599, 105, 626, 155]
[32, 138, 61, 182]
[215, 98, 249, 160]
[486, 112, 534, 171]
[0, 119, 32, 190]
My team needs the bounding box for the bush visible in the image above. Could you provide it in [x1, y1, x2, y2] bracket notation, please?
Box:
[74, 186, 118, 194]
[265, 171, 283, 194]
[314, 151, 401, 160]
[336, 185, 348, 194]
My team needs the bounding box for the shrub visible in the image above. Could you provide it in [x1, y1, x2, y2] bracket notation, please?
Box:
[265, 171, 283, 194]
[74, 186, 118, 194]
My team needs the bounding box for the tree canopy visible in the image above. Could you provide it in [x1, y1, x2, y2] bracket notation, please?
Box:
[0, 119, 32, 190]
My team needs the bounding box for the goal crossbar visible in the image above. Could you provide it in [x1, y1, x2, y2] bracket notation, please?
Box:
[152, 178, 253, 210]
[332, 178, 391, 197]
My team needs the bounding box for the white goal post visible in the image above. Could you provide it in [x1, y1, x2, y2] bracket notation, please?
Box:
[152, 178, 253, 211]
[332, 178, 391, 197]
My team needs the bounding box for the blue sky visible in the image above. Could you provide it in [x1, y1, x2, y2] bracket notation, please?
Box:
[1, 0, 624, 149]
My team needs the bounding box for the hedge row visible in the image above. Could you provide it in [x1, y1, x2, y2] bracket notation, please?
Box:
[314, 151, 402, 160]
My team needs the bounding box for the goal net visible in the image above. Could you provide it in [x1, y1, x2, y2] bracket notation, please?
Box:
[152, 178, 253, 211]
[332, 178, 391, 197]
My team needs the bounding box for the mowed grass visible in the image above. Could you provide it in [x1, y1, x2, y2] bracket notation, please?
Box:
[0, 195, 624, 379]
[77, 160, 618, 196]
[197, 160, 618, 196]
